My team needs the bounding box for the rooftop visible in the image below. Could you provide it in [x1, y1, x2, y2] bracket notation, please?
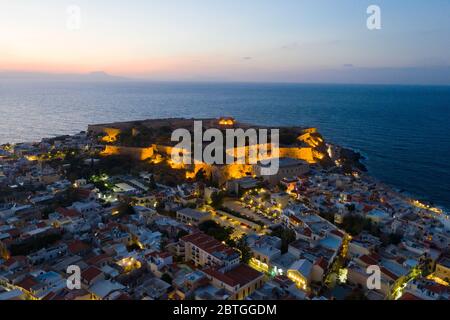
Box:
[204, 264, 263, 288]
[177, 208, 210, 220]
[181, 232, 239, 261]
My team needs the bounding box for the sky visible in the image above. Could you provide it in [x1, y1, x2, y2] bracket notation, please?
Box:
[1, 0, 450, 84]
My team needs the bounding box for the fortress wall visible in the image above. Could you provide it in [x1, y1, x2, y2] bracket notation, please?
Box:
[279, 147, 315, 163]
[101, 145, 154, 161]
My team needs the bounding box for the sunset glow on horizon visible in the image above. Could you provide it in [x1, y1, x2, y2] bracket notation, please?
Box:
[1, 0, 450, 83]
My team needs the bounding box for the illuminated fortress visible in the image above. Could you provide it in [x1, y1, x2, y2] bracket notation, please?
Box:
[88, 117, 330, 184]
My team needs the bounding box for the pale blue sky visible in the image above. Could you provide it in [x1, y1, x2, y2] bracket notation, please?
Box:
[1, 0, 449, 83]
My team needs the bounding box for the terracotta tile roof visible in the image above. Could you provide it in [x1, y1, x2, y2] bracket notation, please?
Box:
[399, 292, 423, 300]
[363, 205, 375, 213]
[86, 253, 111, 266]
[3, 258, 18, 267]
[42, 291, 58, 300]
[303, 228, 312, 237]
[56, 207, 80, 218]
[43, 289, 90, 300]
[358, 254, 378, 266]
[68, 240, 90, 255]
[315, 257, 328, 270]
[6, 228, 20, 238]
[147, 251, 172, 259]
[425, 284, 448, 294]
[76, 188, 92, 199]
[158, 252, 172, 258]
[380, 267, 399, 281]
[115, 293, 132, 300]
[204, 264, 263, 288]
[2, 256, 26, 268]
[290, 215, 302, 224]
[369, 253, 380, 261]
[17, 276, 38, 291]
[81, 266, 103, 283]
[181, 232, 238, 259]
[36, 222, 47, 228]
[330, 229, 345, 238]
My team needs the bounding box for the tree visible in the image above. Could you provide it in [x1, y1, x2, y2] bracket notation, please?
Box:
[9, 233, 62, 256]
[319, 211, 335, 223]
[176, 229, 189, 240]
[271, 227, 296, 253]
[116, 201, 135, 216]
[195, 169, 207, 182]
[210, 191, 225, 208]
[234, 236, 252, 264]
[161, 273, 173, 285]
[341, 214, 380, 237]
[0, 241, 10, 260]
[199, 220, 233, 242]
[148, 174, 157, 190]
[345, 203, 356, 212]
[381, 232, 402, 246]
[345, 288, 368, 300]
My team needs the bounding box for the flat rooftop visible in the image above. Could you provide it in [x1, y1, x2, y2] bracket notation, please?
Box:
[177, 208, 210, 220]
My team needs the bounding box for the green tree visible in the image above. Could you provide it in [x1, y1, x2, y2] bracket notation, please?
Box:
[210, 191, 225, 208]
[234, 236, 252, 264]
[199, 220, 233, 242]
[161, 273, 173, 285]
[345, 288, 368, 300]
[341, 215, 380, 237]
[270, 227, 296, 253]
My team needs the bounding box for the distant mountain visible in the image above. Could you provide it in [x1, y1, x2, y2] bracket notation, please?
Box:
[0, 71, 130, 82]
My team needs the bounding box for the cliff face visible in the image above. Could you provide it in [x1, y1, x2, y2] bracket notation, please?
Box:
[339, 147, 367, 172]
[296, 128, 367, 172]
[296, 129, 331, 164]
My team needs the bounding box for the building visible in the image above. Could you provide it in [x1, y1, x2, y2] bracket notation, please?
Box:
[69, 201, 102, 216]
[287, 259, 313, 291]
[88, 280, 126, 300]
[176, 208, 210, 226]
[435, 257, 450, 282]
[27, 243, 68, 265]
[366, 209, 390, 224]
[254, 158, 309, 184]
[226, 177, 261, 195]
[81, 266, 105, 287]
[203, 264, 264, 300]
[180, 232, 240, 269]
[247, 235, 282, 274]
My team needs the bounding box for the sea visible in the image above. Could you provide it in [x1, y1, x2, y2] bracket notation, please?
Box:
[0, 81, 449, 209]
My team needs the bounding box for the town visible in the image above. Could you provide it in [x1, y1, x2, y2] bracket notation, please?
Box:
[0, 117, 449, 301]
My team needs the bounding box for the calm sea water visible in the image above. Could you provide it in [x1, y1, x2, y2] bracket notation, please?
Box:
[1, 81, 449, 209]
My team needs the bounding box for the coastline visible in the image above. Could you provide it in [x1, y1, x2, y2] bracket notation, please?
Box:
[1, 117, 449, 302]
[2, 124, 448, 217]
